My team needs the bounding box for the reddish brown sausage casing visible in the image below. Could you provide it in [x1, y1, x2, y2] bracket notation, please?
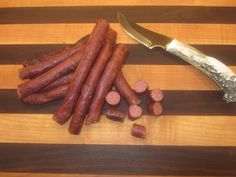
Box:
[17, 45, 85, 98]
[131, 124, 146, 138]
[68, 29, 116, 134]
[86, 43, 128, 125]
[19, 35, 88, 79]
[53, 19, 109, 125]
[148, 102, 163, 116]
[106, 108, 126, 122]
[114, 72, 141, 105]
[23, 85, 69, 104]
[41, 72, 73, 92]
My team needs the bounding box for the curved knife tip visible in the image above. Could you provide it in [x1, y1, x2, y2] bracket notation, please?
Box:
[117, 11, 125, 22]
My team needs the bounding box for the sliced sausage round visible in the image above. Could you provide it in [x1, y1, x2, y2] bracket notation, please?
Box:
[105, 90, 121, 106]
[148, 102, 163, 116]
[149, 88, 164, 102]
[134, 80, 148, 94]
[128, 105, 142, 120]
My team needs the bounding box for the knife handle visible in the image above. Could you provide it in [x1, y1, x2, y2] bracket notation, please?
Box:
[166, 39, 236, 103]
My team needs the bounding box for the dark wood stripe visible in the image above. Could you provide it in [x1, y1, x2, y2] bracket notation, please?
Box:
[1, 89, 236, 115]
[1, 44, 236, 65]
[0, 143, 235, 175]
[0, 6, 236, 24]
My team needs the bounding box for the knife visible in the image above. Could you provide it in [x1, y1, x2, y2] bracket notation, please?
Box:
[117, 12, 236, 103]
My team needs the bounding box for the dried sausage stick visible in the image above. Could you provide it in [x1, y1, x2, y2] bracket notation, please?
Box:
[114, 72, 141, 105]
[17, 45, 84, 98]
[86, 44, 128, 125]
[23, 50, 65, 68]
[22, 36, 88, 67]
[41, 72, 73, 92]
[68, 28, 117, 134]
[23, 55, 49, 67]
[19, 35, 89, 79]
[23, 85, 69, 104]
[53, 19, 109, 125]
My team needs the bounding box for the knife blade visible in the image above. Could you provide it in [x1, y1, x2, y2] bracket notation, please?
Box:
[117, 12, 236, 103]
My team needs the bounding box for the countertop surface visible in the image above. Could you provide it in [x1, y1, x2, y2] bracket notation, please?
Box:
[0, 0, 236, 176]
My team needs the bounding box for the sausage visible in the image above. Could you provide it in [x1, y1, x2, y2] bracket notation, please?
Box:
[19, 35, 89, 79]
[22, 47, 71, 68]
[85, 44, 129, 125]
[22, 85, 69, 104]
[149, 88, 164, 102]
[114, 72, 141, 105]
[128, 105, 143, 120]
[23, 55, 47, 67]
[23, 49, 66, 67]
[148, 102, 163, 116]
[106, 108, 126, 122]
[23, 52, 56, 67]
[41, 72, 73, 92]
[134, 80, 148, 94]
[68, 28, 116, 134]
[17, 44, 84, 98]
[53, 19, 109, 125]
[131, 123, 146, 138]
[105, 90, 121, 106]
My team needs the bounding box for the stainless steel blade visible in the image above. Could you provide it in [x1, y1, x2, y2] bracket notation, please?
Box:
[117, 12, 172, 49]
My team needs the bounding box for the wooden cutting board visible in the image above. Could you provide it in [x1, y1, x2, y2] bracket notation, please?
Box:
[0, 0, 236, 176]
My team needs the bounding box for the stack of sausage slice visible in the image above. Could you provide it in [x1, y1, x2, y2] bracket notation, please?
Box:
[17, 19, 164, 138]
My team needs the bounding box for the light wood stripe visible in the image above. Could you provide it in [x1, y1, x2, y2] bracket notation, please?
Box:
[0, 23, 235, 45]
[0, 0, 235, 7]
[2, 65, 236, 90]
[0, 173, 216, 177]
[0, 113, 235, 146]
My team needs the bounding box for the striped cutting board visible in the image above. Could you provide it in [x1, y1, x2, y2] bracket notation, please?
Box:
[0, 0, 236, 176]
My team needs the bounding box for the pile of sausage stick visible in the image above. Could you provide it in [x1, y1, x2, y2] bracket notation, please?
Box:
[17, 19, 164, 138]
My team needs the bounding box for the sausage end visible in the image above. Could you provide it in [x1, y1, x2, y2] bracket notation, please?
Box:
[148, 102, 163, 116]
[128, 105, 142, 120]
[134, 80, 148, 94]
[105, 90, 121, 106]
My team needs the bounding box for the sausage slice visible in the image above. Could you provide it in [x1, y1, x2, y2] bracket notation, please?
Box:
[131, 124, 146, 138]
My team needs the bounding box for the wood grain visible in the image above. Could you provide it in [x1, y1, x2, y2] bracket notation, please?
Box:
[1, 90, 236, 115]
[0, 23, 235, 45]
[0, 0, 236, 176]
[0, 143, 235, 176]
[0, 114, 236, 146]
[1, 44, 236, 65]
[1, 0, 236, 7]
[0, 174, 213, 177]
[1, 6, 235, 24]
[2, 65, 236, 90]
